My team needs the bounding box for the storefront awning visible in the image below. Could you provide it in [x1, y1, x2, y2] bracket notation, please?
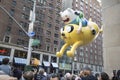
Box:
[14, 57, 27, 64]
[51, 63, 59, 68]
[43, 61, 50, 67]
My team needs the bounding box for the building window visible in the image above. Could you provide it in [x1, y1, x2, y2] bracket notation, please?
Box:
[17, 39, 25, 46]
[39, 21, 44, 27]
[76, 4, 78, 7]
[54, 40, 58, 45]
[81, 7, 83, 11]
[95, 50, 97, 54]
[14, 50, 27, 59]
[6, 26, 11, 33]
[22, 13, 25, 18]
[74, 63, 77, 69]
[90, 49, 93, 53]
[9, 17, 13, 23]
[54, 33, 59, 38]
[48, 16, 53, 21]
[56, 20, 59, 24]
[95, 55, 97, 60]
[76, 0, 78, 2]
[9, 9, 15, 16]
[43, 54, 49, 61]
[40, 0, 46, 5]
[90, 55, 93, 60]
[31, 53, 40, 60]
[46, 30, 51, 36]
[86, 53, 88, 57]
[47, 23, 52, 28]
[20, 21, 28, 29]
[80, 52, 84, 56]
[46, 38, 51, 43]
[46, 45, 50, 51]
[0, 47, 11, 56]
[80, 58, 84, 62]
[51, 56, 57, 63]
[18, 30, 23, 36]
[12, 0, 17, 6]
[18, 30, 26, 36]
[21, 13, 29, 20]
[23, 6, 30, 12]
[39, 13, 45, 20]
[37, 27, 43, 33]
[23, 6, 26, 11]
[49, 3, 54, 8]
[54, 47, 57, 52]
[55, 26, 59, 30]
[4, 36, 10, 43]
[49, 10, 53, 14]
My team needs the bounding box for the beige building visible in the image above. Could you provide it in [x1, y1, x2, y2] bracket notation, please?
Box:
[102, 0, 120, 77]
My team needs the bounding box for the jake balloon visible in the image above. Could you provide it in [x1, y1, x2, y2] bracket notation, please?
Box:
[56, 8, 102, 57]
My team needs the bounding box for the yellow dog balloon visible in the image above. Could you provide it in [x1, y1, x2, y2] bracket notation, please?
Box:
[56, 20, 102, 57]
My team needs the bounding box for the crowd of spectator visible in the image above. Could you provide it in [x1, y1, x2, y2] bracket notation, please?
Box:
[0, 58, 120, 80]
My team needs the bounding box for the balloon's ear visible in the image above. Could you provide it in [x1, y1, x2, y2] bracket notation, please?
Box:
[59, 12, 62, 16]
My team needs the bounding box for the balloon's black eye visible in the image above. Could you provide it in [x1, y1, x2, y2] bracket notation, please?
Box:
[66, 25, 74, 33]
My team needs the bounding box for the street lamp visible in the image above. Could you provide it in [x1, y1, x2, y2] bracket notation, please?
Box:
[26, 0, 36, 65]
[26, 0, 56, 65]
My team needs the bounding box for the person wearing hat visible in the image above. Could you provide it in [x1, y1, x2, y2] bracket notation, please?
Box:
[80, 66, 97, 80]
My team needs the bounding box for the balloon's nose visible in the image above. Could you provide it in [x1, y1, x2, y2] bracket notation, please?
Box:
[61, 33, 65, 36]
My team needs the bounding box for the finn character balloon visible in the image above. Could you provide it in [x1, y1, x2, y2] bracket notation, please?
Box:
[60, 8, 96, 35]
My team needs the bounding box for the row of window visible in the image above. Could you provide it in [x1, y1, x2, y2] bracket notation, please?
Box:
[0, 48, 57, 63]
[3, 35, 59, 53]
[78, 56, 103, 65]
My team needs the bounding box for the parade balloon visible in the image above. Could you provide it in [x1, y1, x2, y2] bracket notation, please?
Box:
[56, 20, 102, 57]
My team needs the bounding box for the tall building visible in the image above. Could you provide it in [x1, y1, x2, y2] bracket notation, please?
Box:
[0, 0, 62, 73]
[60, 0, 103, 74]
[102, 0, 120, 77]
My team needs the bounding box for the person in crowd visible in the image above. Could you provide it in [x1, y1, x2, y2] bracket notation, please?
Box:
[13, 66, 22, 80]
[75, 76, 81, 80]
[79, 70, 85, 78]
[98, 72, 109, 80]
[71, 74, 77, 80]
[0, 74, 17, 80]
[64, 72, 72, 80]
[95, 73, 100, 80]
[80, 66, 97, 80]
[23, 71, 34, 80]
[34, 68, 47, 80]
[60, 73, 65, 80]
[50, 73, 60, 80]
[0, 58, 12, 76]
[117, 70, 120, 80]
[112, 70, 118, 80]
